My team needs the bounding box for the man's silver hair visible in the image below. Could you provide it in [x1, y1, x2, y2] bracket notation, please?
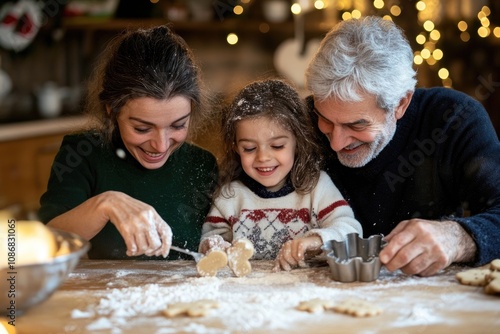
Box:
[306, 16, 417, 113]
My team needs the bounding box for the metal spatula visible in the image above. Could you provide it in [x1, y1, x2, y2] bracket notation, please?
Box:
[170, 245, 203, 262]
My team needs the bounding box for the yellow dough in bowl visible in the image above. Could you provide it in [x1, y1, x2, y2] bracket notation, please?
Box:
[0, 317, 17, 333]
[0, 220, 57, 267]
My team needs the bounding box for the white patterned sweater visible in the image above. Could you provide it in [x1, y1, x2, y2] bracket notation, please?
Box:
[201, 171, 363, 259]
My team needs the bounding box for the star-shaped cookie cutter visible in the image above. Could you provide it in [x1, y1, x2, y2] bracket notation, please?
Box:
[322, 233, 387, 282]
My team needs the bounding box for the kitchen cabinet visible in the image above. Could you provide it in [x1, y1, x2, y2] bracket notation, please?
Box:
[0, 116, 87, 218]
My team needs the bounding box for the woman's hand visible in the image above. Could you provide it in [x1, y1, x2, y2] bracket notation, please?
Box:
[273, 235, 323, 271]
[102, 191, 173, 257]
[47, 190, 173, 258]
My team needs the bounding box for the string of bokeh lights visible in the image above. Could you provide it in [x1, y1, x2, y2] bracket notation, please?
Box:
[225, 0, 499, 88]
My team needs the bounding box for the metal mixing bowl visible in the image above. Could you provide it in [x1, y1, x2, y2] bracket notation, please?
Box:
[0, 228, 89, 316]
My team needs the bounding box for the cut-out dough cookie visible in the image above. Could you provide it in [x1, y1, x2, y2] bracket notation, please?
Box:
[456, 268, 491, 286]
[296, 298, 335, 313]
[196, 249, 228, 277]
[485, 269, 500, 295]
[332, 299, 382, 317]
[486, 270, 500, 282]
[489, 259, 500, 271]
[227, 238, 254, 277]
[163, 299, 219, 317]
[485, 277, 500, 295]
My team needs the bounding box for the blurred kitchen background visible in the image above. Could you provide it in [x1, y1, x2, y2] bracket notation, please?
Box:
[1, 0, 499, 219]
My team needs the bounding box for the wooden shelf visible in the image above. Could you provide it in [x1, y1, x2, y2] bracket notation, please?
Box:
[61, 17, 331, 35]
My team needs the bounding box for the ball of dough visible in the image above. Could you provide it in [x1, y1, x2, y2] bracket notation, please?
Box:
[0, 317, 17, 333]
[0, 220, 57, 267]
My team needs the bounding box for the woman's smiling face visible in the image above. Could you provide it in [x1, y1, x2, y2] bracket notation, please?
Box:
[116, 96, 191, 169]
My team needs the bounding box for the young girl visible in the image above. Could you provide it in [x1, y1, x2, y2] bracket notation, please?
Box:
[200, 79, 362, 271]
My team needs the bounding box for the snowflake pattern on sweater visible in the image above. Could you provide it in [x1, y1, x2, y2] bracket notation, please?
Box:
[202, 171, 362, 259]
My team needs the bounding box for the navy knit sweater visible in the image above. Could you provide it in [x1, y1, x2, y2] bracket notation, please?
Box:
[307, 87, 500, 266]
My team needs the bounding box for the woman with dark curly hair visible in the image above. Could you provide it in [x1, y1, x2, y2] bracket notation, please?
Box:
[39, 25, 218, 260]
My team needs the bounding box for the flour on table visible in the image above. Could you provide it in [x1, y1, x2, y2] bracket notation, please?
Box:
[73, 263, 500, 333]
[115, 270, 133, 278]
[86, 317, 114, 330]
[71, 308, 94, 318]
[392, 304, 443, 327]
[90, 274, 340, 331]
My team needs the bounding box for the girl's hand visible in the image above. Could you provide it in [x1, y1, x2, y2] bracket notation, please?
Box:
[199, 235, 231, 254]
[273, 235, 323, 271]
[102, 191, 173, 258]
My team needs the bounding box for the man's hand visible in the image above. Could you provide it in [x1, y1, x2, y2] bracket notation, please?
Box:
[379, 219, 476, 276]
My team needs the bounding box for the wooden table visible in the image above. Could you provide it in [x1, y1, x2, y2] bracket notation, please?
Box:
[14, 260, 500, 333]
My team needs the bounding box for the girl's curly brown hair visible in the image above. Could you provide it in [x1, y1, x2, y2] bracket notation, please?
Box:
[216, 79, 322, 198]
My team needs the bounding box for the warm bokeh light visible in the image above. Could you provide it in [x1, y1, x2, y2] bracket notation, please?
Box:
[429, 29, 441, 41]
[438, 68, 449, 79]
[432, 49, 443, 60]
[480, 17, 490, 27]
[259, 23, 270, 33]
[426, 57, 437, 66]
[352, 9, 362, 19]
[458, 21, 468, 32]
[424, 41, 435, 51]
[478, 26, 490, 38]
[423, 20, 435, 32]
[442, 77, 453, 88]
[416, 34, 426, 45]
[494, 27, 500, 38]
[373, 0, 384, 10]
[342, 12, 352, 20]
[390, 5, 401, 16]
[291, 3, 302, 15]
[227, 33, 238, 45]
[421, 48, 431, 59]
[233, 5, 243, 15]
[314, 0, 325, 10]
[414, 54, 424, 65]
[416, 1, 426, 11]
[335, 0, 346, 10]
[460, 31, 471, 42]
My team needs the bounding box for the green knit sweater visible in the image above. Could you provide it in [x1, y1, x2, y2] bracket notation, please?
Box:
[39, 132, 218, 260]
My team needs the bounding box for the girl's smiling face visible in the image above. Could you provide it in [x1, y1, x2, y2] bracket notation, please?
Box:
[116, 96, 191, 169]
[235, 117, 296, 192]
